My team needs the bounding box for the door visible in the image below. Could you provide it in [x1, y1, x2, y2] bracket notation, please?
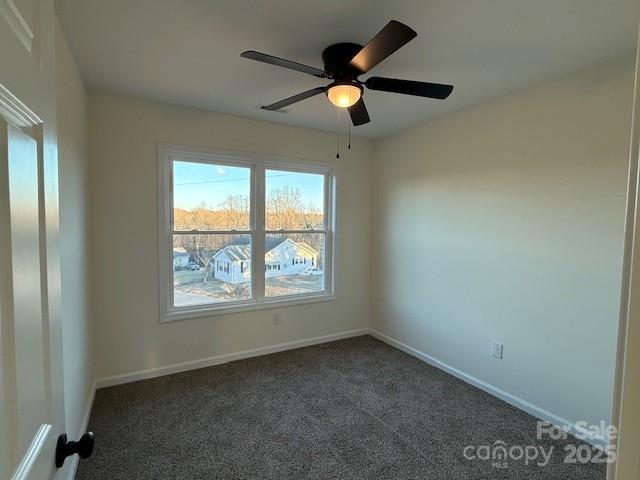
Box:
[1, 0, 67, 479]
[0, 120, 57, 480]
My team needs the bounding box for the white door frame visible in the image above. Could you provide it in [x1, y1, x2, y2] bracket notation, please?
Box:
[609, 20, 640, 480]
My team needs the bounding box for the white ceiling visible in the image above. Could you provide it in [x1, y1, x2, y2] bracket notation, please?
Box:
[56, 0, 639, 138]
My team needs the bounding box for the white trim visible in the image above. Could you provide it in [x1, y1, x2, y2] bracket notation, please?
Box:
[0, 83, 42, 128]
[95, 328, 367, 389]
[157, 144, 172, 318]
[608, 20, 640, 480]
[157, 143, 338, 323]
[0, 0, 34, 53]
[253, 162, 265, 303]
[10, 424, 51, 480]
[368, 329, 608, 447]
[66, 382, 96, 480]
[162, 293, 337, 322]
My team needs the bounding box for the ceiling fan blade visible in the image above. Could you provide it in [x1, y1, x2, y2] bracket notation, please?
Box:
[349, 21, 417, 74]
[365, 77, 453, 99]
[241, 51, 326, 78]
[348, 98, 370, 126]
[260, 87, 326, 111]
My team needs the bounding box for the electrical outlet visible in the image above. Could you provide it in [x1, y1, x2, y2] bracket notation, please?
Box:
[272, 312, 282, 325]
[491, 341, 503, 359]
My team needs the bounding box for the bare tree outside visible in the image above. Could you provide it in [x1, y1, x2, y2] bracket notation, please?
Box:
[219, 194, 250, 230]
[265, 187, 324, 265]
[266, 186, 323, 230]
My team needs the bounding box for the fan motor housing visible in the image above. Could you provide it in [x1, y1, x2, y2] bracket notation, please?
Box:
[322, 43, 363, 80]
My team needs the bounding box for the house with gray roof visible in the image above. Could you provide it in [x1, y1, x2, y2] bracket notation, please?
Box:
[211, 237, 319, 284]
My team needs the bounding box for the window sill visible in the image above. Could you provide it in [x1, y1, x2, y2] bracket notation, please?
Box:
[161, 293, 337, 323]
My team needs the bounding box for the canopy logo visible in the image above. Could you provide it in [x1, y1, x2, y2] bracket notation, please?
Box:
[463, 421, 617, 469]
[463, 441, 553, 469]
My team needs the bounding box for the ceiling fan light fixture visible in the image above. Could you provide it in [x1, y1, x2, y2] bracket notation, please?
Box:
[327, 83, 362, 108]
[242, 20, 454, 127]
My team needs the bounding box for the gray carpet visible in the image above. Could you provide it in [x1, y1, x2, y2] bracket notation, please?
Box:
[77, 336, 605, 479]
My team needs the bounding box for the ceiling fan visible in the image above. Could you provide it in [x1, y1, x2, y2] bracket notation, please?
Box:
[240, 20, 453, 127]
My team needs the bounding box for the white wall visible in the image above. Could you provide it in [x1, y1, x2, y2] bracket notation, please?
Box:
[88, 94, 372, 380]
[371, 59, 635, 429]
[55, 18, 92, 445]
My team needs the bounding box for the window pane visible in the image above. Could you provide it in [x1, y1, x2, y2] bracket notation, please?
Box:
[265, 233, 325, 297]
[265, 170, 324, 230]
[173, 161, 250, 231]
[173, 234, 251, 307]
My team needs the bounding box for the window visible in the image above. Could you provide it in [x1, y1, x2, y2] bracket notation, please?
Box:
[159, 145, 336, 320]
[265, 168, 327, 298]
[171, 160, 252, 308]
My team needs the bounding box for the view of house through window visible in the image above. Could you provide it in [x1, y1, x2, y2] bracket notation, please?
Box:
[172, 161, 252, 306]
[170, 157, 331, 310]
[265, 170, 325, 297]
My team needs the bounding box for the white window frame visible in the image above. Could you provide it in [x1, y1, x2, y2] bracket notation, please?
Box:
[157, 144, 337, 322]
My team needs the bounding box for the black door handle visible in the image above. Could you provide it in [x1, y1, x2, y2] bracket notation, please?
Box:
[55, 432, 95, 468]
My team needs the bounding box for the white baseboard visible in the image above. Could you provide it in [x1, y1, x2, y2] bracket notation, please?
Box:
[66, 381, 96, 480]
[95, 328, 369, 389]
[368, 328, 607, 447]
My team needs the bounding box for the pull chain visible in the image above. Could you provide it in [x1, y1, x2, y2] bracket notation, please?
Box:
[336, 107, 340, 159]
[348, 117, 351, 150]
